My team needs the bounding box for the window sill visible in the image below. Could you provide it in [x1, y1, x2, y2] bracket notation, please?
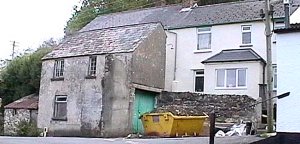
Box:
[239, 44, 253, 47]
[85, 75, 96, 79]
[52, 117, 67, 121]
[215, 87, 247, 90]
[51, 77, 64, 81]
[194, 49, 212, 53]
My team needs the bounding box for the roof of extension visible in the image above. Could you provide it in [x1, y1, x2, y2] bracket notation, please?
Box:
[4, 94, 39, 110]
[81, 0, 300, 31]
[43, 23, 162, 60]
[274, 23, 300, 33]
[202, 48, 266, 64]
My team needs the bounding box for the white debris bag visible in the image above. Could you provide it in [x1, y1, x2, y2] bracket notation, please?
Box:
[225, 124, 247, 136]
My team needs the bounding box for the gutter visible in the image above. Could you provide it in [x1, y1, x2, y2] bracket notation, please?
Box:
[166, 30, 178, 81]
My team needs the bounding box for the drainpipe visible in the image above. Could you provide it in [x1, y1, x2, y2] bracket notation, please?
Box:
[167, 30, 178, 81]
[284, 0, 290, 28]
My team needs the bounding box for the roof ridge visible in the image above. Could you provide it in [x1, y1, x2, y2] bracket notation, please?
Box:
[94, 3, 181, 18]
[77, 22, 161, 35]
[192, 0, 263, 9]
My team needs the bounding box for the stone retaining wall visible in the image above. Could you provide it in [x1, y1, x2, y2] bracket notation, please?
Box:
[158, 92, 258, 123]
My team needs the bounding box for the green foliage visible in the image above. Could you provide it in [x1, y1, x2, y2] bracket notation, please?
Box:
[0, 47, 52, 109]
[16, 120, 41, 137]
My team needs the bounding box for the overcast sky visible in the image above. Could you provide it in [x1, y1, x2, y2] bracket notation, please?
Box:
[0, 0, 80, 60]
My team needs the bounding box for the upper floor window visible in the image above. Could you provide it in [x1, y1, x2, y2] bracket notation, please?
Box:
[216, 68, 247, 88]
[88, 56, 97, 76]
[54, 60, 64, 78]
[197, 27, 211, 50]
[241, 25, 251, 45]
[194, 69, 204, 92]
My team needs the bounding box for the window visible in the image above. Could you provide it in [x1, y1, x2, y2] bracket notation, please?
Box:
[54, 60, 64, 78]
[194, 69, 204, 92]
[197, 27, 211, 50]
[241, 25, 251, 44]
[273, 65, 277, 89]
[53, 95, 67, 120]
[88, 56, 97, 76]
[12, 109, 17, 116]
[216, 68, 247, 88]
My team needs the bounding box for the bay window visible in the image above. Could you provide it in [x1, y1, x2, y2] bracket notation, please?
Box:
[216, 68, 247, 88]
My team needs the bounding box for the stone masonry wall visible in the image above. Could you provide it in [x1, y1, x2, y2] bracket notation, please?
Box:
[4, 109, 31, 135]
[158, 92, 258, 123]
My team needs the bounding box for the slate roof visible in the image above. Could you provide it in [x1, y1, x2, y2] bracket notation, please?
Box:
[81, 0, 300, 32]
[43, 23, 162, 60]
[274, 23, 300, 33]
[202, 48, 265, 63]
[4, 94, 38, 110]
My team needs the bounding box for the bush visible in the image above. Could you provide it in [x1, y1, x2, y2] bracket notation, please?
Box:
[16, 120, 41, 137]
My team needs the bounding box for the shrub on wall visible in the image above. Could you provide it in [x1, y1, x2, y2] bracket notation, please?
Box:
[16, 121, 41, 137]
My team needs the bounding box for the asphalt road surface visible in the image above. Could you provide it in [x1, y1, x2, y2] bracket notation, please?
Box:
[0, 136, 263, 144]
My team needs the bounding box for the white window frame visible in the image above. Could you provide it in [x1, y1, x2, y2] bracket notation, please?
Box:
[241, 25, 252, 45]
[88, 56, 97, 76]
[194, 69, 204, 92]
[197, 27, 212, 50]
[54, 59, 64, 78]
[53, 95, 67, 120]
[215, 68, 247, 89]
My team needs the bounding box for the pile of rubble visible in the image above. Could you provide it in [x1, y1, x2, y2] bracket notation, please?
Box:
[151, 105, 206, 116]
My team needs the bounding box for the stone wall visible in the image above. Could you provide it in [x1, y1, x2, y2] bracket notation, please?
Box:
[158, 92, 258, 123]
[4, 109, 31, 135]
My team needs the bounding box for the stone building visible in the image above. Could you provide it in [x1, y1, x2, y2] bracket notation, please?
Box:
[37, 23, 166, 137]
[4, 94, 38, 135]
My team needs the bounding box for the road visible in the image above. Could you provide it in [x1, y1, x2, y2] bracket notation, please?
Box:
[0, 136, 263, 144]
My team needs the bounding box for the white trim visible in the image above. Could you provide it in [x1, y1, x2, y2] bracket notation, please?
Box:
[193, 49, 212, 53]
[55, 95, 67, 102]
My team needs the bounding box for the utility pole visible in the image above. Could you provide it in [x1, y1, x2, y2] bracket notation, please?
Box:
[11, 41, 17, 60]
[264, 0, 274, 133]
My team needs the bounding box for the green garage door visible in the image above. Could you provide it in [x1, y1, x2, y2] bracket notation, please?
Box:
[132, 89, 156, 134]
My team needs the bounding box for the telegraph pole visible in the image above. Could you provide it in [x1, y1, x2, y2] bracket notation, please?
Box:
[264, 0, 274, 133]
[11, 41, 17, 60]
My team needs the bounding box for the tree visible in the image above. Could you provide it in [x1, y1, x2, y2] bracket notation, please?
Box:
[0, 40, 54, 108]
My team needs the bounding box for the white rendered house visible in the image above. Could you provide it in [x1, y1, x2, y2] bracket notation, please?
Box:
[80, 0, 300, 99]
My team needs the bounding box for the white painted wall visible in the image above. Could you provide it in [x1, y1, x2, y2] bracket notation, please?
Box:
[204, 62, 264, 99]
[165, 21, 273, 97]
[276, 31, 300, 133]
[164, 32, 176, 91]
[291, 7, 300, 24]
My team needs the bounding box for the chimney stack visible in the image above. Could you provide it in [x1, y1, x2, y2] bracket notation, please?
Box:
[284, 0, 290, 28]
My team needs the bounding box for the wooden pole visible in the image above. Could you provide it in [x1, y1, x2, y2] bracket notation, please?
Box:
[209, 112, 215, 144]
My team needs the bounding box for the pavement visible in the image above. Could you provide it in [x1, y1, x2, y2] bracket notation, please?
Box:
[0, 136, 264, 144]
